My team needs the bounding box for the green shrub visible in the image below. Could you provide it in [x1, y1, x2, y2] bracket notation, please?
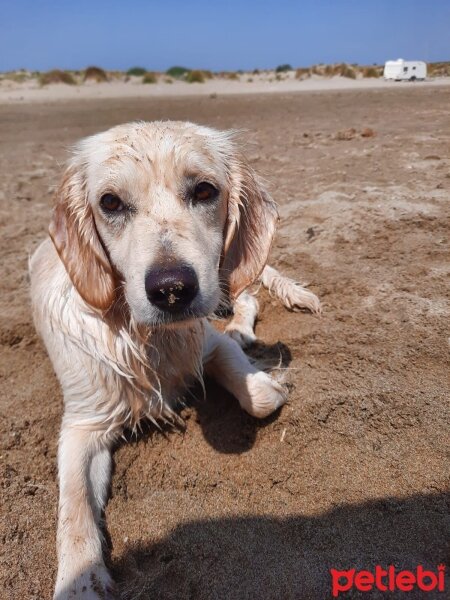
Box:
[276, 64, 292, 73]
[363, 66, 379, 78]
[185, 70, 205, 83]
[84, 66, 108, 82]
[341, 65, 356, 79]
[127, 67, 147, 76]
[331, 63, 357, 79]
[39, 70, 76, 86]
[4, 71, 30, 83]
[142, 72, 157, 84]
[166, 66, 190, 79]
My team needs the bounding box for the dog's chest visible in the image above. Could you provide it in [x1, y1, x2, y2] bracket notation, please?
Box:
[112, 322, 206, 426]
[147, 324, 205, 402]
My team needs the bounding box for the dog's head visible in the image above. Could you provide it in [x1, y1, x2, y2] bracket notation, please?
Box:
[49, 121, 278, 326]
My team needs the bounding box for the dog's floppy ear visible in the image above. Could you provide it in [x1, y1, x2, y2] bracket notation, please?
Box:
[221, 156, 278, 299]
[49, 164, 116, 311]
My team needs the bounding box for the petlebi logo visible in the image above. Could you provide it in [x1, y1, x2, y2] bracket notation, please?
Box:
[330, 564, 446, 597]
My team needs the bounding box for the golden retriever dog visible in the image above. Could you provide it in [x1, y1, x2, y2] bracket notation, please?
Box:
[30, 121, 320, 599]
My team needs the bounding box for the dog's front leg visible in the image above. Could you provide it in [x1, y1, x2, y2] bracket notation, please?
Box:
[203, 322, 287, 418]
[225, 292, 259, 348]
[54, 425, 116, 600]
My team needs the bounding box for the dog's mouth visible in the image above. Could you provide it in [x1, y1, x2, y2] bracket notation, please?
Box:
[150, 307, 205, 328]
[146, 294, 220, 328]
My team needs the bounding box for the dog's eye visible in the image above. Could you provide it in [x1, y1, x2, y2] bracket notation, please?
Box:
[194, 182, 218, 202]
[100, 194, 125, 212]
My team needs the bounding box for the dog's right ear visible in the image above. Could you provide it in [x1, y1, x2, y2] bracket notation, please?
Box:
[220, 156, 279, 300]
[49, 165, 116, 311]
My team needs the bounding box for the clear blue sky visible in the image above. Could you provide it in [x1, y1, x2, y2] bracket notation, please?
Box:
[1, 0, 449, 72]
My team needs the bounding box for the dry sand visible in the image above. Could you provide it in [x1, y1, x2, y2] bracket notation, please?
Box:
[1, 74, 450, 104]
[0, 84, 449, 599]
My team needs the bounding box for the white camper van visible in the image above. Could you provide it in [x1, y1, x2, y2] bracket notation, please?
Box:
[384, 59, 427, 81]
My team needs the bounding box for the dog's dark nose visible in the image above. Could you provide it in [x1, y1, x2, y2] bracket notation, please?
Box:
[145, 265, 199, 312]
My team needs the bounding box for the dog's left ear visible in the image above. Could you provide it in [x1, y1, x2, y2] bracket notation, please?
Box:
[221, 157, 278, 299]
[49, 164, 116, 311]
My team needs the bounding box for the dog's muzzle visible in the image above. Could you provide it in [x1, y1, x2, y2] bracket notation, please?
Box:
[145, 265, 199, 313]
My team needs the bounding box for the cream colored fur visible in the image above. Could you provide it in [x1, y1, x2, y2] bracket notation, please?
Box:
[30, 121, 319, 599]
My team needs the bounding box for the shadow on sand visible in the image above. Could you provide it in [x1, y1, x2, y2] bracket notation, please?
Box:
[111, 492, 449, 599]
[186, 339, 293, 454]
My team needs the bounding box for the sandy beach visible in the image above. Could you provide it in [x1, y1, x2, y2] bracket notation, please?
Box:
[1, 73, 450, 104]
[0, 83, 449, 599]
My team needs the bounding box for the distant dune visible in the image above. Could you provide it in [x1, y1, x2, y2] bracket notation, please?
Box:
[1, 63, 449, 103]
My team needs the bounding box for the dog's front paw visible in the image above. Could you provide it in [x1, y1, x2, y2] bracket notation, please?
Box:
[240, 371, 288, 418]
[225, 323, 257, 348]
[54, 563, 116, 600]
[283, 283, 322, 314]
